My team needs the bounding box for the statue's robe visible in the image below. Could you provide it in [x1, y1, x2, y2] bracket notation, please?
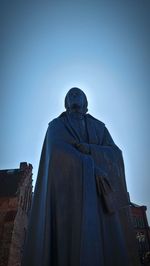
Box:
[22, 112, 134, 266]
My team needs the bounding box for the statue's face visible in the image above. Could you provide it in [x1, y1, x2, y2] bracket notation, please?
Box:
[65, 87, 87, 112]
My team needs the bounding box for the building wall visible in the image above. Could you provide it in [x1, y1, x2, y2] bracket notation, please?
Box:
[130, 204, 150, 265]
[0, 198, 18, 266]
[0, 163, 33, 266]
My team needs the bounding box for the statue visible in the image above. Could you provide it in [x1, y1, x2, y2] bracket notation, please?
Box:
[22, 87, 138, 266]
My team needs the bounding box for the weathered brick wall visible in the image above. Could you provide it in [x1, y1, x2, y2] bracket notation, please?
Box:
[0, 222, 14, 266]
[0, 163, 33, 266]
[8, 211, 27, 266]
[0, 197, 18, 266]
[8, 171, 32, 266]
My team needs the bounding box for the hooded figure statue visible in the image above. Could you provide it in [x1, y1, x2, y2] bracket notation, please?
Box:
[22, 88, 140, 266]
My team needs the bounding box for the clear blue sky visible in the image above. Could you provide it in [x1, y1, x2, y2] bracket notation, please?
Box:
[1, 0, 150, 221]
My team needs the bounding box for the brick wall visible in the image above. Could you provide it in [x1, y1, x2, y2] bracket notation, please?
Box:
[0, 163, 33, 266]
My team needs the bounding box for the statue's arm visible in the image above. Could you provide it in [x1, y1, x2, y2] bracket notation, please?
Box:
[76, 127, 119, 154]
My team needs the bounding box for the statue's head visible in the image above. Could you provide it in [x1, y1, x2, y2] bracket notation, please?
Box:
[65, 87, 88, 114]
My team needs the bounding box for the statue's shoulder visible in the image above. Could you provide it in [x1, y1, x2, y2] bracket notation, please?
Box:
[48, 118, 58, 126]
[48, 112, 66, 129]
[86, 114, 105, 127]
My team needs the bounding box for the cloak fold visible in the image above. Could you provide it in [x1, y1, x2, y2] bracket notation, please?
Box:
[22, 113, 133, 266]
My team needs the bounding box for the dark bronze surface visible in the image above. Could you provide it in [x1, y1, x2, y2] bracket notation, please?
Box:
[22, 88, 139, 266]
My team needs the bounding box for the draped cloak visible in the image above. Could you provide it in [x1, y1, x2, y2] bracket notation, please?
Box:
[22, 112, 132, 266]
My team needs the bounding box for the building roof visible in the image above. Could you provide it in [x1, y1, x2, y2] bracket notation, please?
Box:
[130, 202, 147, 210]
[0, 162, 33, 197]
[130, 202, 141, 207]
[0, 169, 22, 197]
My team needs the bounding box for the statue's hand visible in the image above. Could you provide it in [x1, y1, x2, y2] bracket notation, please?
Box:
[75, 143, 90, 154]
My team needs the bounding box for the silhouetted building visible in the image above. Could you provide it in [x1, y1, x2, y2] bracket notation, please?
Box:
[130, 202, 150, 265]
[0, 162, 33, 266]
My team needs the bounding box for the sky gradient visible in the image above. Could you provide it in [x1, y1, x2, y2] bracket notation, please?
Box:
[1, 0, 150, 221]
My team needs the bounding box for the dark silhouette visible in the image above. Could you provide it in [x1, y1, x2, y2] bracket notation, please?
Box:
[22, 88, 137, 266]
